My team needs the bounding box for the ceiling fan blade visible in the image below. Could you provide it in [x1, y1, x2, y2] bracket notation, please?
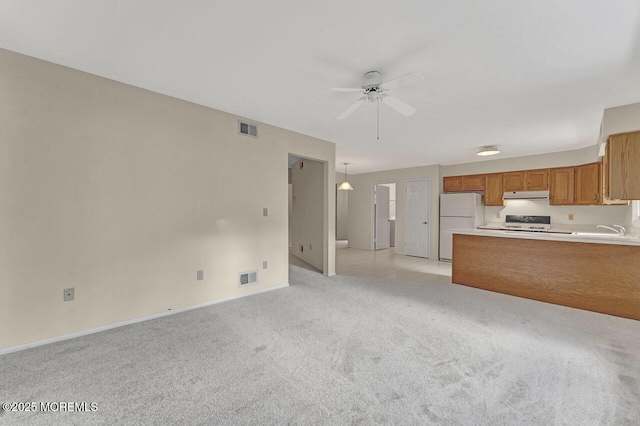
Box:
[337, 97, 366, 120]
[329, 88, 364, 93]
[379, 73, 424, 90]
[382, 95, 416, 116]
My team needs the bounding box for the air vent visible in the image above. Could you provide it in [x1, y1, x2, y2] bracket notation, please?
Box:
[238, 120, 258, 138]
[238, 270, 258, 287]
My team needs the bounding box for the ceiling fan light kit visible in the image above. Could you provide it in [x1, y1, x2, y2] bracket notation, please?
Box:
[477, 146, 500, 156]
[338, 162, 354, 191]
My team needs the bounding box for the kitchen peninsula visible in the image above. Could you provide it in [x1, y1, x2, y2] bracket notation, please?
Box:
[451, 229, 640, 320]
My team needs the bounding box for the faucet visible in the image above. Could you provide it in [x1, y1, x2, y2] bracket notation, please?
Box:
[597, 224, 626, 236]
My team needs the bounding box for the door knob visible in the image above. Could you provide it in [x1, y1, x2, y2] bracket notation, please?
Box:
[422, 221, 428, 224]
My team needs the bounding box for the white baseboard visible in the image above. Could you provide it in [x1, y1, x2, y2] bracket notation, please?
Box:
[0, 283, 289, 356]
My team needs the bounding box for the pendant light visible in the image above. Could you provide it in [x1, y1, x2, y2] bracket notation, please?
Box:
[338, 162, 354, 191]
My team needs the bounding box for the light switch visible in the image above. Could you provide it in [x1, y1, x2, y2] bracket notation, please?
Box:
[263, 208, 268, 217]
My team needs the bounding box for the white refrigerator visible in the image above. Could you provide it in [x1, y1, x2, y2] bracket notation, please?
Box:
[439, 193, 485, 261]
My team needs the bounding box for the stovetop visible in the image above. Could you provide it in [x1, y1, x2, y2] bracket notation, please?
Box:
[478, 215, 574, 234]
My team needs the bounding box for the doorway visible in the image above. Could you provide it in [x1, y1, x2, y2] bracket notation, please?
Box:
[373, 183, 396, 250]
[336, 184, 349, 248]
[404, 179, 430, 258]
[288, 155, 325, 273]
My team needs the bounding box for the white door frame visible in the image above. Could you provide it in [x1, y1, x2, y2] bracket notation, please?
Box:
[404, 178, 430, 258]
[370, 182, 397, 250]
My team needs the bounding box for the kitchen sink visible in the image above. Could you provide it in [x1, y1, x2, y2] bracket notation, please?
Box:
[570, 232, 639, 240]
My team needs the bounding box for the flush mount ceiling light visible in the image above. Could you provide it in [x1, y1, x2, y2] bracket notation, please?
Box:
[338, 162, 354, 191]
[477, 146, 500, 156]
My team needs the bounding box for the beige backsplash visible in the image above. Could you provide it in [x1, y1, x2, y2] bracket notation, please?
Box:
[484, 200, 632, 232]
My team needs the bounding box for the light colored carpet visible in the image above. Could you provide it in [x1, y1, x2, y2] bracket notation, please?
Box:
[1, 261, 640, 425]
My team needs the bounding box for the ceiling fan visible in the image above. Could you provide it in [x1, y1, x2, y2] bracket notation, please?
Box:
[330, 71, 423, 139]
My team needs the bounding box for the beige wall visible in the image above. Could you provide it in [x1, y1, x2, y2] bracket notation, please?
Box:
[347, 166, 441, 259]
[0, 48, 335, 351]
[291, 159, 325, 270]
[441, 145, 632, 228]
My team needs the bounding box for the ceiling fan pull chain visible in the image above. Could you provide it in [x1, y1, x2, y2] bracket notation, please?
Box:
[377, 98, 380, 140]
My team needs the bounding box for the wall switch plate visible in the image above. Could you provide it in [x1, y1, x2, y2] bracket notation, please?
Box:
[197, 270, 204, 280]
[63, 288, 75, 302]
[263, 261, 268, 269]
[309, 244, 312, 250]
[495, 213, 500, 219]
[568, 214, 574, 220]
[263, 208, 268, 217]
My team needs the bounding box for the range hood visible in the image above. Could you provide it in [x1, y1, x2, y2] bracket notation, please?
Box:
[502, 190, 550, 200]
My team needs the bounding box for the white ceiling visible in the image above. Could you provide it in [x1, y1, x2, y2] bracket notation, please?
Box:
[2, 0, 640, 174]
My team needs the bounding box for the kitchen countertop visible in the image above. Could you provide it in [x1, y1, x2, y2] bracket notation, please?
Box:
[446, 228, 640, 246]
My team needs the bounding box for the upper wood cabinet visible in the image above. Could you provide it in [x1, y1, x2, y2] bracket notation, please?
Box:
[503, 169, 548, 192]
[606, 131, 640, 200]
[549, 167, 575, 205]
[443, 176, 463, 192]
[484, 173, 504, 206]
[462, 174, 484, 191]
[503, 172, 525, 192]
[444, 175, 484, 192]
[575, 163, 601, 205]
[602, 142, 629, 205]
[524, 169, 549, 190]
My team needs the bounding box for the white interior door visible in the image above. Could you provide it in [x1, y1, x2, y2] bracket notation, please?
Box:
[404, 179, 430, 258]
[375, 185, 390, 250]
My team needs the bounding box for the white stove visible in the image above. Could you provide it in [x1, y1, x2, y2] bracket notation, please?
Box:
[481, 215, 552, 233]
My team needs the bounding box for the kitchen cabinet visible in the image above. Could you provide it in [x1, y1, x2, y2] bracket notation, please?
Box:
[575, 163, 601, 205]
[503, 172, 525, 191]
[443, 176, 463, 192]
[462, 174, 484, 191]
[444, 175, 484, 192]
[605, 131, 640, 199]
[549, 167, 575, 205]
[524, 169, 549, 190]
[484, 173, 504, 206]
[602, 143, 629, 205]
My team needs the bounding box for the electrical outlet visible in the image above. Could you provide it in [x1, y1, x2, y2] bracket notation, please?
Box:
[263, 208, 268, 217]
[263, 261, 268, 269]
[197, 270, 204, 281]
[568, 214, 574, 221]
[300, 244, 304, 252]
[63, 288, 75, 302]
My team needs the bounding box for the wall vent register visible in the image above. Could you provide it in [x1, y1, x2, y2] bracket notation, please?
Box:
[238, 270, 258, 287]
[238, 120, 258, 138]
